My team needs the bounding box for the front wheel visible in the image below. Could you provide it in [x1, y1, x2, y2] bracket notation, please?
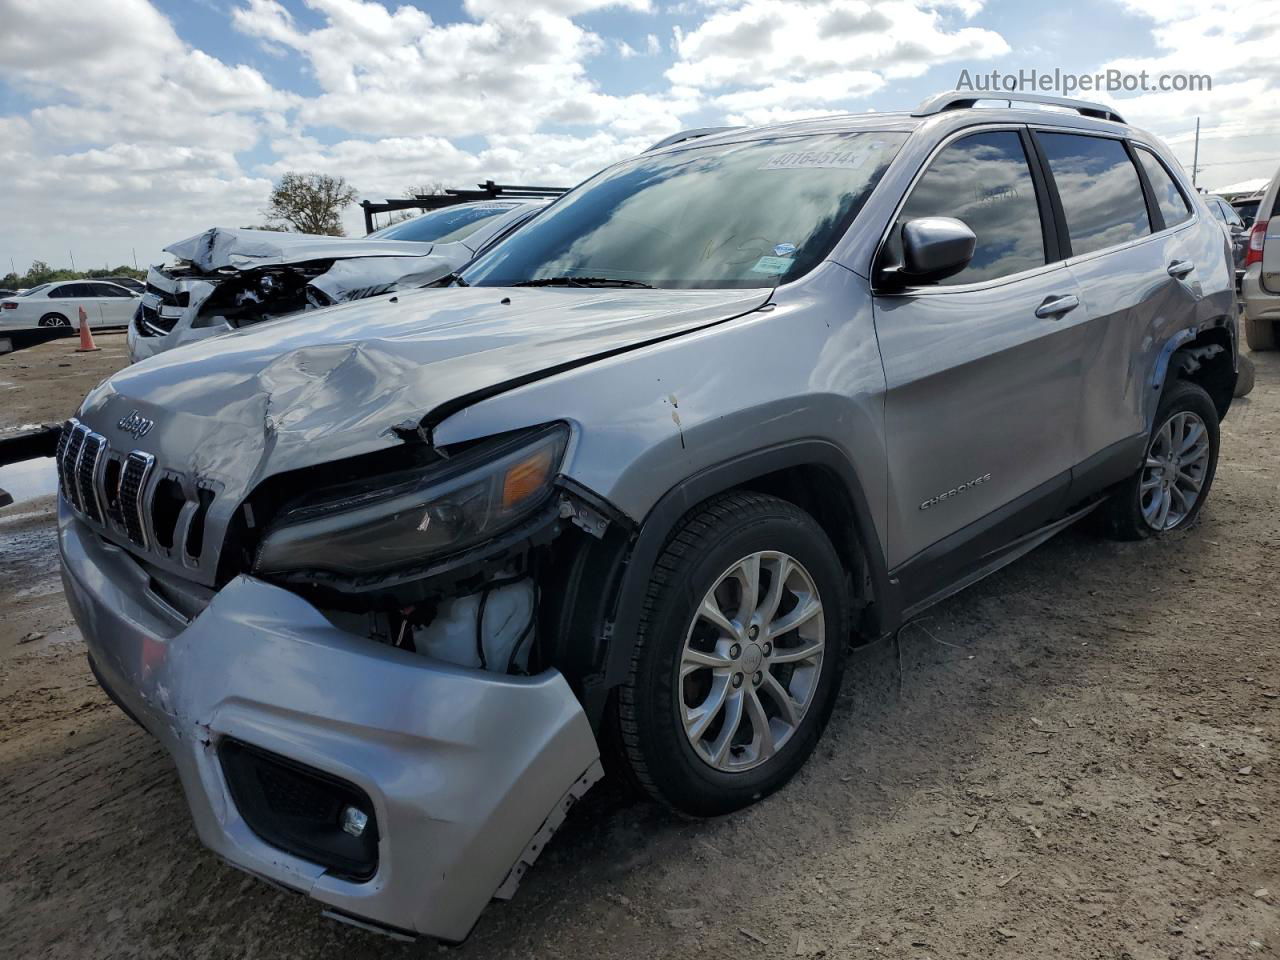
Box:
[615, 492, 848, 817]
[1103, 380, 1220, 540]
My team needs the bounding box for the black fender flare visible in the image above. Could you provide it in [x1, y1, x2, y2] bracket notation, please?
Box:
[579, 438, 897, 727]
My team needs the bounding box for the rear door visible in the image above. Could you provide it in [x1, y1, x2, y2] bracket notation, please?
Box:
[1036, 132, 1201, 485]
[872, 127, 1090, 599]
[48, 283, 97, 326]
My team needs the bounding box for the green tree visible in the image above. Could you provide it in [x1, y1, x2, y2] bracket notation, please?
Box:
[264, 172, 358, 236]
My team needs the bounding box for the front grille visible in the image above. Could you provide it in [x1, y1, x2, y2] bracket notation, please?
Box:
[144, 280, 189, 308]
[136, 300, 178, 336]
[57, 419, 212, 570]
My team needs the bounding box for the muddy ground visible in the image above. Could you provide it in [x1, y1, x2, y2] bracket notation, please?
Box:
[1, 335, 1276, 959]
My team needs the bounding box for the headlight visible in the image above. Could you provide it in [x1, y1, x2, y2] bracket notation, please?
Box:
[255, 423, 568, 578]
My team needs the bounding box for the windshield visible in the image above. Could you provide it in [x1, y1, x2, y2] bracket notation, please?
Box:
[18, 284, 51, 296]
[369, 203, 519, 244]
[461, 132, 907, 289]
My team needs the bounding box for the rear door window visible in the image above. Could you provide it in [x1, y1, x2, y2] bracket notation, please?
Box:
[889, 130, 1047, 285]
[1133, 147, 1192, 229]
[1038, 133, 1150, 256]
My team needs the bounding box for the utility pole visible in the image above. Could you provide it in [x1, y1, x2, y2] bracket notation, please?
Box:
[69, 250, 76, 272]
[132, 247, 138, 270]
[1192, 117, 1200, 186]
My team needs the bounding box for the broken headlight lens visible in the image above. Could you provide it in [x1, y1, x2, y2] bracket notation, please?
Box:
[254, 423, 568, 578]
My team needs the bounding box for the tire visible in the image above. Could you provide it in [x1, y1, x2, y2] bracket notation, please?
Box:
[39, 313, 70, 328]
[615, 492, 848, 817]
[1244, 314, 1278, 351]
[1234, 354, 1256, 398]
[1103, 380, 1220, 541]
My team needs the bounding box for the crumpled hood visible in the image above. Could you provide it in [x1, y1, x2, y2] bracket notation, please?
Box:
[165, 227, 435, 271]
[307, 254, 458, 303]
[78, 284, 772, 517]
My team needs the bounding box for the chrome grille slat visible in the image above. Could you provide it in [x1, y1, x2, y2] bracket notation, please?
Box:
[120, 451, 155, 548]
[62, 425, 88, 510]
[76, 433, 107, 524]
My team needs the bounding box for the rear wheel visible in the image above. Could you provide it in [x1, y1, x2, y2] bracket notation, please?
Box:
[1244, 314, 1278, 351]
[616, 492, 848, 817]
[1103, 380, 1219, 540]
[39, 313, 70, 327]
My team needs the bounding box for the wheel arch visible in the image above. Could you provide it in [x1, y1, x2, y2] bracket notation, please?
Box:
[576, 439, 895, 728]
[1151, 318, 1237, 424]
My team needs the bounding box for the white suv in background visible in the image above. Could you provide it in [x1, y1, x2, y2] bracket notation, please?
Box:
[1242, 169, 1280, 350]
[0, 280, 140, 329]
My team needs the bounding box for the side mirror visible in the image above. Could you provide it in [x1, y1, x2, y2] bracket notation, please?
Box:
[892, 217, 977, 285]
[1242, 216, 1255, 230]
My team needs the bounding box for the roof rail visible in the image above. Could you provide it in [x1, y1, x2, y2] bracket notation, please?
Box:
[360, 180, 567, 234]
[912, 91, 1126, 125]
[646, 126, 743, 152]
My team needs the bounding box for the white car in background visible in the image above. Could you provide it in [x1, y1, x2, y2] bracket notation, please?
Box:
[1, 280, 140, 329]
[129, 198, 551, 362]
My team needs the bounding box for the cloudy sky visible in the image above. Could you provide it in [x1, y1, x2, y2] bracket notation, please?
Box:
[1, 0, 1276, 272]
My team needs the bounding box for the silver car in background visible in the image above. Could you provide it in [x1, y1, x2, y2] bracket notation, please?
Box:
[1241, 167, 1280, 350]
[128, 198, 549, 361]
[61, 93, 1236, 942]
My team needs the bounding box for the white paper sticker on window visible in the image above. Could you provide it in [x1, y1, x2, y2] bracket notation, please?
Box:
[749, 256, 795, 276]
[760, 149, 869, 171]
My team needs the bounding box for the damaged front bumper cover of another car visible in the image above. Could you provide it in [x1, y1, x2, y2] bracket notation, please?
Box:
[60, 504, 602, 942]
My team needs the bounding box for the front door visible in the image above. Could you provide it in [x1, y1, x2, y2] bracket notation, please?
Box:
[871, 128, 1090, 604]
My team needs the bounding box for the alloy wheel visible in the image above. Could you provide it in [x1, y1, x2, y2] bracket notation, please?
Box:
[1141, 410, 1211, 531]
[678, 551, 825, 773]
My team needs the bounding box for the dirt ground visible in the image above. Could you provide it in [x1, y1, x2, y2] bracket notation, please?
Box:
[1, 335, 1276, 959]
[0, 331, 131, 436]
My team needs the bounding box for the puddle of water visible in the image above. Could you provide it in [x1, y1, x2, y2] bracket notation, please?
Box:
[0, 457, 57, 506]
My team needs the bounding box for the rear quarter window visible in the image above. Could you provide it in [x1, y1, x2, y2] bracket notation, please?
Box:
[1133, 147, 1192, 229]
[1038, 132, 1151, 256]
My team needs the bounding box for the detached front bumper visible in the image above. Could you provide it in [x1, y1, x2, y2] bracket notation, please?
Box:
[60, 507, 601, 942]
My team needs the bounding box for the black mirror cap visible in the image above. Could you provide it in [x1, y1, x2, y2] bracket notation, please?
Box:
[898, 217, 978, 285]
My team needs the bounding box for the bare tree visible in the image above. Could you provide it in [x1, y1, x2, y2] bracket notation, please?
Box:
[387, 182, 447, 225]
[264, 172, 358, 236]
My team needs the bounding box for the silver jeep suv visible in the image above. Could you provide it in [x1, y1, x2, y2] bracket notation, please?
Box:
[59, 93, 1237, 942]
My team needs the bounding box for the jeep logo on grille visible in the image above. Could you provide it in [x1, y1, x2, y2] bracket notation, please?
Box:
[116, 410, 155, 439]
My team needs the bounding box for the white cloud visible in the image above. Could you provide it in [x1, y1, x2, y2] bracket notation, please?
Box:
[1100, 0, 1280, 188]
[667, 0, 1009, 97]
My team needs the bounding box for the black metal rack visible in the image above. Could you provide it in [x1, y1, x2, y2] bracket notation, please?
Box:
[360, 180, 567, 234]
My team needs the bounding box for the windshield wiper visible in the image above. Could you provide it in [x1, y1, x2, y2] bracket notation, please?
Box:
[512, 276, 654, 289]
[434, 272, 468, 287]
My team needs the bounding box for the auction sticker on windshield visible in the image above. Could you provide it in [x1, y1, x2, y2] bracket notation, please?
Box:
[760, 149, 871, 170]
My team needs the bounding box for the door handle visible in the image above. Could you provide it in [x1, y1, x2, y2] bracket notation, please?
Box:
[1167, 259, 1194, 278]
[1034, 294, 1080, 319]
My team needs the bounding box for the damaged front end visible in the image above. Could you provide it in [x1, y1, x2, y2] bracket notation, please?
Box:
[59, 415, 617, 942]
[130, 227, 453, 362]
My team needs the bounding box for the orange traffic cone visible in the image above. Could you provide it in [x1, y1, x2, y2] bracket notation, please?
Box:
[76, 306, 100, 352]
